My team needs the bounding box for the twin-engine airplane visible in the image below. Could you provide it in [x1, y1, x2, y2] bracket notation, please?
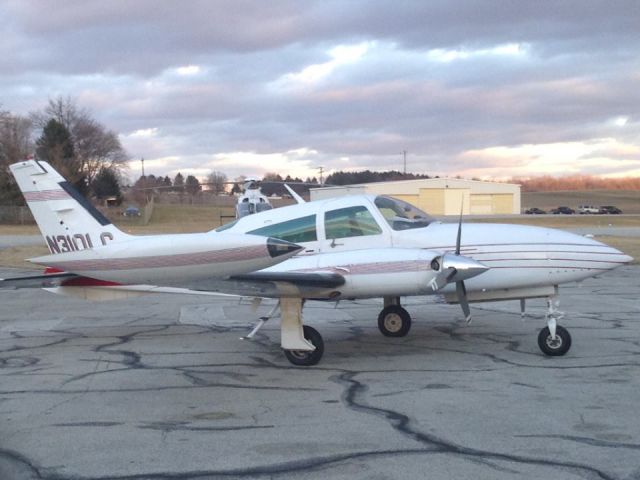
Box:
[1, 160, 633, 366]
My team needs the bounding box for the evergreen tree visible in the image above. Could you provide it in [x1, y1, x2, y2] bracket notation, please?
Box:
[92, 167, 123, 204]
[35, 119, 89, 195]
[185, 175, 201, 196]
[173, 172, 184, 192]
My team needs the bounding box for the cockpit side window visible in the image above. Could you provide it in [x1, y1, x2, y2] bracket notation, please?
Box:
[247, 215, 317, 243]
[374, 196, 433, 230]
[324, 206, 382, 239]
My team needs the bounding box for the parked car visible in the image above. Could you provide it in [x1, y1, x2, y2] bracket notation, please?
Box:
[551, 206, 575, 215]
[524, 207, 546, 214]
[599, 205, 622, 214]
[123, 206, 141, 217]
[578, 205, 600, 214]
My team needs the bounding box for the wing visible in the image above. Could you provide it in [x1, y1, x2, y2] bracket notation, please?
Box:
[231, 271, 345, 288]
[1, 269, 346, 300]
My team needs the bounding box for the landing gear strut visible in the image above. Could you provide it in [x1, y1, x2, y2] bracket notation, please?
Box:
[378, 297, 412, 337]
[537, 295, 572, 356]
[280, 297, 325, 366]
[242, 298, 325, 366]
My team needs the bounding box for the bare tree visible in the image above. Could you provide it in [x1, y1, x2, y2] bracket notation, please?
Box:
[31, 96, 128, 187]
[74, 117, 128, 184]
[30, 96, 80, 131]
[0, 108, 33, 204]
[206, 171, 228, 194]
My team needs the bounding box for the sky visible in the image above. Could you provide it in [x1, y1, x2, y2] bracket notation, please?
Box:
[2, 0, 639, 181]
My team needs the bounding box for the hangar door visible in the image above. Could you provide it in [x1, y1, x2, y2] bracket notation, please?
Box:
[491, 194, 514, 214]
[470, 194, 492, 214]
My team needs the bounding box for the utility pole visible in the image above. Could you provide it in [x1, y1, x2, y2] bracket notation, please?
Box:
[318, 166, 324, 185]
[402, 150, 407, 175]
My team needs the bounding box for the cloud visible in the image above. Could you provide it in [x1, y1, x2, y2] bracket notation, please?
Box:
[458, 139, 640, 179]
[1, 1, 639, 179]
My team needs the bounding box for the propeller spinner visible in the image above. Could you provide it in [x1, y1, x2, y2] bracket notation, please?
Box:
[428, 207, 489, 322]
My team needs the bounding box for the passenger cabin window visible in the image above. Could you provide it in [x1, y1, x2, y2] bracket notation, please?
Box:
[324, 206, 382, 239]
[247, 215, 317, 243]
[374, 196, 433, 231]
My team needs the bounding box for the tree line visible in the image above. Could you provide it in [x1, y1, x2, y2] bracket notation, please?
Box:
[130, 171, 323, 200]
[510, 175, 640, 192]
[325, 170, 432, 185]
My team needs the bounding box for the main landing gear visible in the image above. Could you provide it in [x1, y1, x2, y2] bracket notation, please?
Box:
[283, 325, 324, 366]
[242, 298, 325, 366]
[378, 297, 412, 337]
[537, 295, 572, 356]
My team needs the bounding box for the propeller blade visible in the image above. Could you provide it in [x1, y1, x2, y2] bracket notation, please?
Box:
[455, 201, 463, 255]
[456, 281, 471, 323]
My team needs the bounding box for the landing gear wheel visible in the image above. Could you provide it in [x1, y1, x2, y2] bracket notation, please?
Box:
[378, 305, 412, 337]
[537, 325, 572, 356]
[284, 326, 324, 366]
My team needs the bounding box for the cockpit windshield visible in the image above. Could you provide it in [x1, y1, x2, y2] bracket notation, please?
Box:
[374, 195, 434, 231]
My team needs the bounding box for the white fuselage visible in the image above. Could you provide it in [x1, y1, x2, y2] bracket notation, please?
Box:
[221, 194, 631, 300]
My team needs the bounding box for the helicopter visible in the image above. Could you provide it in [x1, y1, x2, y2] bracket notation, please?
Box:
[235, 177, 274, 218]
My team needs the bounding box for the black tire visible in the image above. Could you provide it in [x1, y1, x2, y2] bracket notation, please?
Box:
[378, 305, 412, 337]
[284, 325, 324, 366]
[537, 325, 572, 356]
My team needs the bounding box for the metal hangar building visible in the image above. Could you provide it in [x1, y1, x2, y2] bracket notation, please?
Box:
[310, 178, 521, 215]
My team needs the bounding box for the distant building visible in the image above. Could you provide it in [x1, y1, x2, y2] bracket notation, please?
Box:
[310, 178, 521, 215]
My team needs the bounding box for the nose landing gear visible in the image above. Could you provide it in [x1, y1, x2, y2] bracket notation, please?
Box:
[537, 295, 572, 356]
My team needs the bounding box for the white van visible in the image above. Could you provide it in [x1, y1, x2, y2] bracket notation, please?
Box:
[578, 205, 600, 214]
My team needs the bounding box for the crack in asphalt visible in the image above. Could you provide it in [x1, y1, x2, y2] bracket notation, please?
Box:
[515, 434, 640, 451]
[0, 446, 461, 479]
[333, 371, 618, 480]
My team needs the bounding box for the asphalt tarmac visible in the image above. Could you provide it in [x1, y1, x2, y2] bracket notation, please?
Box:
[0, 266, 639, 480]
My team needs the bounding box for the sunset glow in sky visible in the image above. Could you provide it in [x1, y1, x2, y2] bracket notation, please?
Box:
[1, 1, 638, 180]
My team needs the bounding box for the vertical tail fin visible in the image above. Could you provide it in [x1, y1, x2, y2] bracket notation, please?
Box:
[10, 160, 130, 254]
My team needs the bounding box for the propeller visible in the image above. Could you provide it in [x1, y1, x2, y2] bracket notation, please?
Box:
[453, 205, 471, 322]
[428, 202, 488, 322]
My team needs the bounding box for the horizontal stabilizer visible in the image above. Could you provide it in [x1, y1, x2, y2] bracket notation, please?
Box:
[0, 272, 78, 289]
